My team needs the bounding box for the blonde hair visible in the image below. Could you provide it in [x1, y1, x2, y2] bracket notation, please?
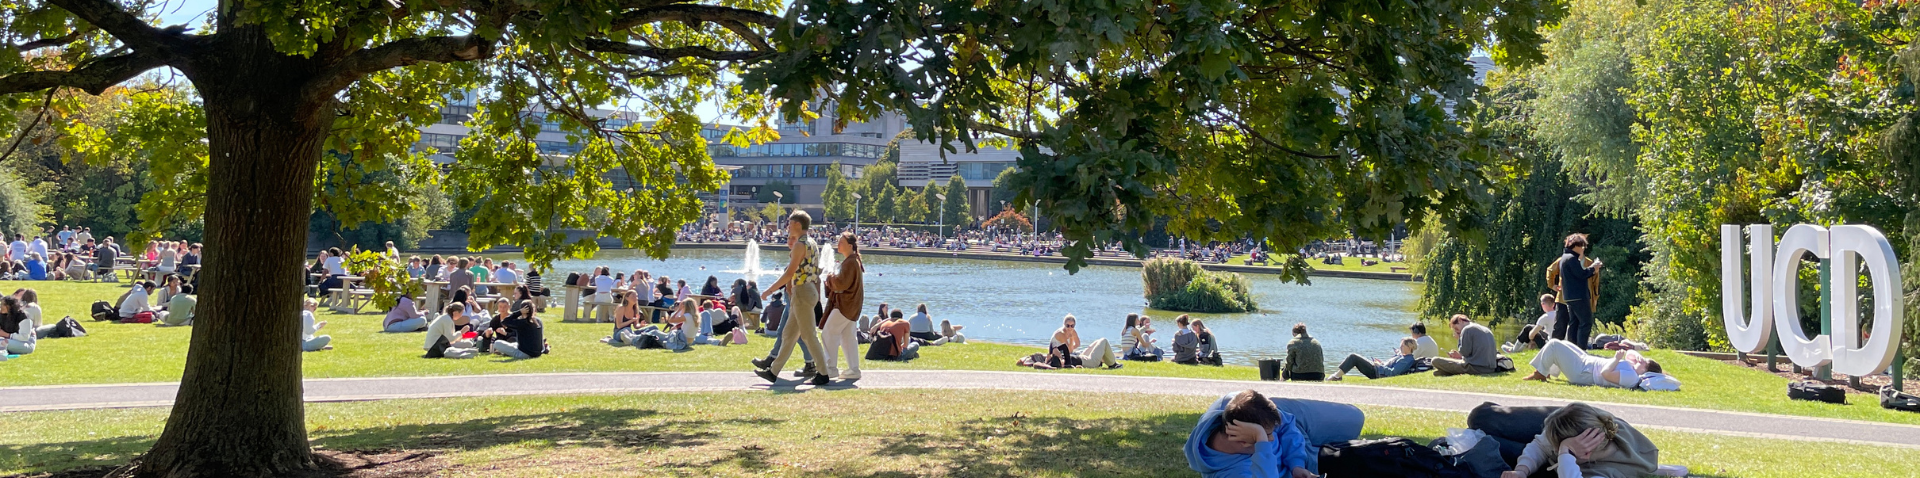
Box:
[302, 297, 319, 309]
[1543, 402, 1621, 451]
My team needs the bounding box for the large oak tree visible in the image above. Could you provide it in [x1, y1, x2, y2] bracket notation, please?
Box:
[0, 0, 1564, 475]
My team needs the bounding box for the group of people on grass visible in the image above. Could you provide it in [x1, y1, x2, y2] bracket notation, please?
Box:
[0, 226, 184, 283]
[1019, 312, 1221, 370]
[1188, 389, 1683, 478]
[0, 288, 78, 360]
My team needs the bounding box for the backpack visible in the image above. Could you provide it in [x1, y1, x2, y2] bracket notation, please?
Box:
[1882, 386, 1920, 412]
[90, 301, 114, 321]
[1319, 437, 1446, 478]
[1788, 380, 1847, 404]
[425, 335, 450, 359]
[730, 327, 748, 345]
[866, 334, 898, 361]
[45, 316, 85, 338]
[565, 272, 581, 287]
[1636, 372, 1682, 392]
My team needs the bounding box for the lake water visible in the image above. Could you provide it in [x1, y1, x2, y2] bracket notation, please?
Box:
[535, 248, 1427, 367]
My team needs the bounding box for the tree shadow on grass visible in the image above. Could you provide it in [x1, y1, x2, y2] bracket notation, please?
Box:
[849, 412, 1208, 477]
[1, 408, 785, 477]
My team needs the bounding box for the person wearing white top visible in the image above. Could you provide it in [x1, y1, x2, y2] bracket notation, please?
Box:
[592, 271, 617, 322]
[1523, 339, 1656, 389]
[28, 237, 46, 262]
[156, 244, 178, 274]
[118, 282, 153, 319]
[323, 254, 346, 276]
[1410, 322, 1441, 360]
[300, 298, 332, 351]
[8, 235, 26, 261]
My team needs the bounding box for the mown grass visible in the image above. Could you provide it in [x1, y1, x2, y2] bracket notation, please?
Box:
[0, 390, 1909, 477]
[10, 281, 1920, 429]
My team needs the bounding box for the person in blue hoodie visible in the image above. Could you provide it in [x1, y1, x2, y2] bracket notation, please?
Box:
[1187, 390, 1365, 477]
[1185, 390, 1319, 478]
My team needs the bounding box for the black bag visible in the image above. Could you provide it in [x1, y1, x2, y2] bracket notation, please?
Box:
[1882, 386, 1920, 412]
[1319, 437, 1446, 478]
[866, 334, 898, 361]
[1430, 436, 1508, 478]
[1259, 359, 1282, 381]
[565, 272, 582, 286]
[90, 301, 114, 321]
[1789, 380, 1847, 404]
[634, 332, 664, 350]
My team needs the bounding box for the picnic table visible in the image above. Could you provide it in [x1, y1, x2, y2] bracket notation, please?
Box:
[326, 276, 368, 313]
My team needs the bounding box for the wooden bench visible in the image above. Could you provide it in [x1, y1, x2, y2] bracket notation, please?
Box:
[1390, 266, 1409, 273]
[1244, 259, 1269, 266]
[330, 288, 376, 314]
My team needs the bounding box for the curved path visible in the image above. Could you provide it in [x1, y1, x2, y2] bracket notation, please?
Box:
[3, 370, 1915, 449]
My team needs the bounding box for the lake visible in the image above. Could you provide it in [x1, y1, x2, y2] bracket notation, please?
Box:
[524, 247, 1434, 368]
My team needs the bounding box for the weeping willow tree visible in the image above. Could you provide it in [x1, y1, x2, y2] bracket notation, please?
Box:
[1418, 74, 1648, 327]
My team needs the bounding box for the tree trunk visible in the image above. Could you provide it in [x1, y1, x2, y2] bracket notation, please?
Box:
[136, 29, 332, 477]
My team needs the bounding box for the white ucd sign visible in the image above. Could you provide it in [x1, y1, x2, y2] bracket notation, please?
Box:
[1722, 224, 1904, 377]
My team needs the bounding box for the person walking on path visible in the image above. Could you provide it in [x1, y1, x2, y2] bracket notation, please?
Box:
[752, 210, 830, 386]
[820, 232, 865, 382]
[1547, 233, 1603, 349]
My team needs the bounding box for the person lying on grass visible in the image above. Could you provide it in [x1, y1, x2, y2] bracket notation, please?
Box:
[1184, 389, 1318, 478]
[1522, 339, 1661, 389]
[1502, 402, 1666, 478]
[1328, 337, 1419, 380]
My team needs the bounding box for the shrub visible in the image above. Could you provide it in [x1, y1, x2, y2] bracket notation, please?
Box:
[1143, 257, 1257, 313]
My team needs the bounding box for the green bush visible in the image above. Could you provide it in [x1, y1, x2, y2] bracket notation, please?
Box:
[1143, 257, 1257, 313]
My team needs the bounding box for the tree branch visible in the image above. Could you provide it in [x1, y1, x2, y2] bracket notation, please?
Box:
[579, 38, 768, 62]
[48, 0, 182, 52]
[16, 27, 95, 51]
[0, 51, 165, 95]
[316, 35, 494, 93]
[968, 120, 1041, 140]
[609, 4, 782, 31]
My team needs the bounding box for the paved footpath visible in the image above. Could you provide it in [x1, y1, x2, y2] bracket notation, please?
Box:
[3, 370, 1915, 449]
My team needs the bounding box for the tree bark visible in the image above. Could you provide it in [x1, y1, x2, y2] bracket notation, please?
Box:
[135, 28, 333, 477]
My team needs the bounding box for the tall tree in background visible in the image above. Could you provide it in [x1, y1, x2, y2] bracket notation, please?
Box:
[822, 160, 853, 221]
[941, 174, 971, 228]
[0, 0, 782, 474]
[875, 183, 898, 223]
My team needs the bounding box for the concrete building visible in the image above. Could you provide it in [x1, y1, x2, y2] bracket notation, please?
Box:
[895, 140, 1018, 220]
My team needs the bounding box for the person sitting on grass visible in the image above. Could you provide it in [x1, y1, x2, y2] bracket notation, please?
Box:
[423, 303, 479, 359]
[1506, 294, 1559, 353]
[117, 281, 156, 321]
[158, 285, 197, 327]
[299, 297, 332, 352]
[383, 295, 428, 332]
[1330, 337, 1419, 381]
[1184, 389, 1319, 478]
[1522, 339, 1661, 390]
[1502, 402, 1661, 478]
[23, 253, 45, 281]
[1432, 314, 1501, 377]
[1120, 313, 1163, 361]
[1048, 314, 1122, 369]
[1192, 320, 1223, 365]
[1282, 323, 1325, 381]
[1410, 322, 1440, 359]
[864, 309, 919, 362]
[906, 303, 945, 344]
[603, 291, 644, 346]
[1172, 314, 1200, 364]
[1015, 352, 1059, 370]
[0, 295, 36, 358]
[489, 300, 546, 359]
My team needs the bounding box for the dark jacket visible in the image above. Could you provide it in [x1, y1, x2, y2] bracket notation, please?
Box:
[1553, 250, 1600, 303]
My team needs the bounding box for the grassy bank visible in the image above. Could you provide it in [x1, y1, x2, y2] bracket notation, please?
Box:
[11, 281, 1920, 428]
[0, 390, 1908, 477]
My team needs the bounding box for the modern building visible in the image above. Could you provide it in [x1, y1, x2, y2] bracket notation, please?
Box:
[413, 96, 1015, 222]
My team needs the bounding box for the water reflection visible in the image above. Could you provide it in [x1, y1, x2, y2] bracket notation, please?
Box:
[538, 248, 1445, 367]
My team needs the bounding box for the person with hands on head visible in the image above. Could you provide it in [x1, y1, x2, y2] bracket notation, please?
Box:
[1502, 402, 1661, 478]
[1185, 390, 1319, 478]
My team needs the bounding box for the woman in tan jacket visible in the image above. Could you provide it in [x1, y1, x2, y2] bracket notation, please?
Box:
[821, 232, 866, 382]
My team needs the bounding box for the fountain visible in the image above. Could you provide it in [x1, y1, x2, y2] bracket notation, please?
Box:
[727, 239, 771, 280]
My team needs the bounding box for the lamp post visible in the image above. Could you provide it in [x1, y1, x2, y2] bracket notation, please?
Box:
[851, 191, 863, 233]
[935, 193, 948, 239]
[771, 190, 784, 232]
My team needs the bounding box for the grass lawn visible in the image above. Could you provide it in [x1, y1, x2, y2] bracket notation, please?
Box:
[1225, 253, 1409, 275]
[0, 390, 1909, 477]
[0, 281, 1254, 386]
[13, 282, 1920, 429]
